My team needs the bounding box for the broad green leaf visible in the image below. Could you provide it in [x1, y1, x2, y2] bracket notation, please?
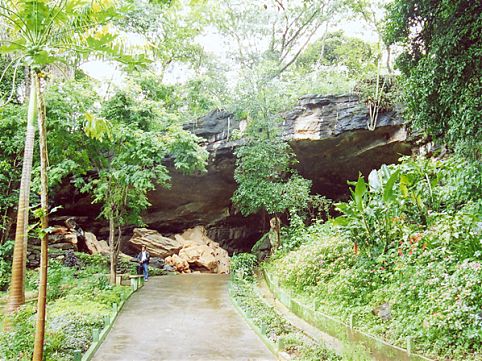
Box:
[353, 176, 367, 211]
[383, 169, 399, 203]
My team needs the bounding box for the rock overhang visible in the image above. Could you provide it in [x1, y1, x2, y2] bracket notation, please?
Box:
[54, 94, 414, 253]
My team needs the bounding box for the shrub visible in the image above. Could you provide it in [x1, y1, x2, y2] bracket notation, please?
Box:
[266, 155, 482, 360]
[0, 240, 14, 291]
[231, 253, 258, 282]
[46, 298, 109, 357]
[76, 253, 110, 274]
[0, 260, 131, 361]
[0, 304, 36, 360]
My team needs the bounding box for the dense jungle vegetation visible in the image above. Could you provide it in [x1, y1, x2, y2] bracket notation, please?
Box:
[0, 0, 480, 360]
[263, 155, 481, 360]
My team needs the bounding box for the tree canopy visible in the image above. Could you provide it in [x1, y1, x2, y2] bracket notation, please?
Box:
[385, 0, 482, 157]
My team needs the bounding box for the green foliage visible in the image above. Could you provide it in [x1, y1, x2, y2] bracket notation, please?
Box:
[230, 253, 257, 282]
[385, 0, 482, 156]
[305, 195, 333, 222]
[0, 304, 36, 361]
[267, 155, 482, 360]
[75, 253, 110, 274]
[0, 55, 25, 104]
[336, 156, 481, 257]
[354, 74, 400, 112]
[40, 79, 100, 190]
[0, 103, 27, 240]
[0, 260, 131, 360]
[0, 0, 146, 73]
[213, 0, 345, 76]
[296, 31, 377, 76]
[46, 298, 109, 357]
[277, 213, 334, 253]
[63, 77, 208, 256]
[230, 254, 342, 360]
[0, 240, 14, 290]
[233, 117, 311, 218]
[46, 260, 78, 301]
[117, 0, 207, 74]
[335, 165, 403, 256]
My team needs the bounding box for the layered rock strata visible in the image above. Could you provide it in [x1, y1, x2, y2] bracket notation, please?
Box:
[53, 94, 412, 253]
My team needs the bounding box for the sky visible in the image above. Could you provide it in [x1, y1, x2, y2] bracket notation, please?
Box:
[81, 2, 381, 91]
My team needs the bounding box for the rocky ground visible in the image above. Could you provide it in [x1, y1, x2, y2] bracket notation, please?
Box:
[28, 221, 230, 274]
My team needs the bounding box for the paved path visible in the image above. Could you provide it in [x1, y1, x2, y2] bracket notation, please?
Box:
[92, 274, 275, 361]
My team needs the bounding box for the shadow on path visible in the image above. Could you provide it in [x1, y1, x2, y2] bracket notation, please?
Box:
[92, 274, 275, 361]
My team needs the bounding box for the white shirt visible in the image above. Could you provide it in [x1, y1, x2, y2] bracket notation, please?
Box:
[141, 251, 147, 263]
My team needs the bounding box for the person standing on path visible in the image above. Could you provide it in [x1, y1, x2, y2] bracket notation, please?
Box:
[137, 245, 150, 281]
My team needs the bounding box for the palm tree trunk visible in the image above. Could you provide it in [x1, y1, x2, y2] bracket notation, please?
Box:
[32, 72, 49, 361]
[7, 72, 37, 313]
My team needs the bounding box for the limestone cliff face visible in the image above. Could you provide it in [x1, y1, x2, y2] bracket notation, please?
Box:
[54, 94, 412, 253]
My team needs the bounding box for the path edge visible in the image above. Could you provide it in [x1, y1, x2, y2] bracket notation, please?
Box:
[262, 268, 434, 361]
[227, 281, 289, 361]
[80, 277, 144, 361]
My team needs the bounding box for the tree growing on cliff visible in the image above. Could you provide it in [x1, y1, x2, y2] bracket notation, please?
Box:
[232, 114, 311, 250]
[384, 0, 481, 157]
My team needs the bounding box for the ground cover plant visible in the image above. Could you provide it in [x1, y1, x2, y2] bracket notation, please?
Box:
[265, 155, 482, 360]
[0, 254, 131, 361]
[230, 253, 343, 361]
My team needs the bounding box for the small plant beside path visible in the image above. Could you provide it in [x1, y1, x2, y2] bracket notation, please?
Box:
[230, 253, 343, 361]
[0, 254, 131, 361]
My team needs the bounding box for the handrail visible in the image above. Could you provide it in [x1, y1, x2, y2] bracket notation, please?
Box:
[262, 269, 434, 361]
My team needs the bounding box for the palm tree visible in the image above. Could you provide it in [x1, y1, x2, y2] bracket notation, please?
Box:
[6, 69, 37, 312]
[0, 1, 145, 359]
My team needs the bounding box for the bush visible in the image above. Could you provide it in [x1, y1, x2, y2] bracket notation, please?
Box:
[47, 260, 77, 301]
[266, 155, 482, 360]
[0, 260, 131, 361]
[0, 304, 36, 360]
[76, 253, 110, 274]
[0, 240, 14, 291]
[46, 298, 109, 358]
[230, 253, 258, 282]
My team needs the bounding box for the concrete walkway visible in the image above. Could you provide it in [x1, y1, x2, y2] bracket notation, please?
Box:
[92, 274, 276, 361]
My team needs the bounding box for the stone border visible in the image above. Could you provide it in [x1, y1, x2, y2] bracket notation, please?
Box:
[227, 282, 290, 361]
[263, 269, 434, 361]
[73, 276, 144, 361]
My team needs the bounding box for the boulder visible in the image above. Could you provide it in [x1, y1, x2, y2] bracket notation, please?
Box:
[372, 303, 392, 321]
[176, 226, 230, 274]
[49, 226, 78, 249]
[180, 226, 211, 245]
[165, 254, 190, 273]
[84, 232, 109, 255]
[179, 244, 217, 272]
[129, 228, 184, 258]
[213, 246, 230, 274]
[49, 242, 76, 250]
[124, 226, 230, 274]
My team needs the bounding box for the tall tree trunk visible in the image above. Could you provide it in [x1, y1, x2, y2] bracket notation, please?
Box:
[7, 72, 37, 313]
[109, 216, 116, 284]
[33, 72, 49, 361]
